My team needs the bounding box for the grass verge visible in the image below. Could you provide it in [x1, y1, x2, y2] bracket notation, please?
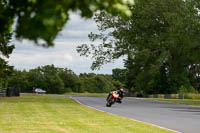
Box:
[0, 95, 174, 133]
[63, 92, 108, 97]
[149, 98, 200, 107]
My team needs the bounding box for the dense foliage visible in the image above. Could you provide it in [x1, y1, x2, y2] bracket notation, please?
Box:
[7, 65, 124, 94]
[0, 1, 14, 87]
[1, 0, 134, 47]
[77, 0, 200, 95]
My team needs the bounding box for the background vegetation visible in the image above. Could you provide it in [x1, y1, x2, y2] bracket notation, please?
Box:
[6, 65, 125, 94]
[77, 0, 200, 96]
[1, 0, 200, 96]
[3, 63, 200, 95]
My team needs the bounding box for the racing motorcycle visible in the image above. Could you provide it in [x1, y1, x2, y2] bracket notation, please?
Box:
[106, 91, 120, 107]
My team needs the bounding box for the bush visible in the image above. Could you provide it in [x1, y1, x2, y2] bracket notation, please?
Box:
[184, 93, 200, 100]
[178, 85, 188, 94]
[64, 88, 72, 93]
[178, 85, 198, 94]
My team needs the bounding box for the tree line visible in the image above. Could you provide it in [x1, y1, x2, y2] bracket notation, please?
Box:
[6, 65, 124, 94]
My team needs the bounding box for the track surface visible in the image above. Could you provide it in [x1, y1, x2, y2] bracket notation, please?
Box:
[73, 97, 200, 133]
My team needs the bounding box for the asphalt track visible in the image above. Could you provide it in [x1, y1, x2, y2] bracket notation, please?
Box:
[72, 96, 200, 133]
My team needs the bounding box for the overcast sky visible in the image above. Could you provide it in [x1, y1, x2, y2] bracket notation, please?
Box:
[8, 13, 124, 74]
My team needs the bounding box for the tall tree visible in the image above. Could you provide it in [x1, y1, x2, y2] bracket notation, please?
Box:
[0, 0, 15, 87]
[77, 0, 200, 94]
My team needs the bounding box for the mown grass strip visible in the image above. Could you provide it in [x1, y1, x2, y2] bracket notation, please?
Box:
[0, 95, 175, 133]
[64, 92, 108, 97]
[149, 98, 200, 107]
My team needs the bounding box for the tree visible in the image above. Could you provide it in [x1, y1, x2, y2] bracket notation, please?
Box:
[58, 68, 80, 92]
[0, 59, 13, 88]
[0, 0, 134, 47]
[0, 0, 15, 87]
[36, 65, 65, 93]
[112, 80, 125, 89]
[8, 65, 124, 93]
[8, 65, 81, 93]
[9, 65, 65, 94]
[79, 73, 115, 93]
[112, 68, 127, 84]
[77, 0, 200, 94]
[7, 70, 29, 90]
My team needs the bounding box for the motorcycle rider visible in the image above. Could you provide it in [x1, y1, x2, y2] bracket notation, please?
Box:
[107, 88, 124, 103]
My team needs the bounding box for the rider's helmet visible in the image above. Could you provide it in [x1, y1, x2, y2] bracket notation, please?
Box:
[119, 88, 124, 92]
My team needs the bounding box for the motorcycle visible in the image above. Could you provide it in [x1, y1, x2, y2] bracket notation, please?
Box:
[106, 91, 120, 107]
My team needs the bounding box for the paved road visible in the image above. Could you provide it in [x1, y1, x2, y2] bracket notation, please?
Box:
[72, 97, 200, 133]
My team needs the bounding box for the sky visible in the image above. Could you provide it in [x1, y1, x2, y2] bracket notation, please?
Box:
[8, 13, 124, 74]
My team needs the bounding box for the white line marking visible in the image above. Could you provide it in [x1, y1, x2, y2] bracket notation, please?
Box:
[70, 96, 181, 133]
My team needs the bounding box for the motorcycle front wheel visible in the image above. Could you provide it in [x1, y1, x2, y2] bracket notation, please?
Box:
[106, 96, 113, 107]
[106, 102, 112, 107]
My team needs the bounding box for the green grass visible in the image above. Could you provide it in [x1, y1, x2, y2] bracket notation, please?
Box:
[63, 92, 108, 97]
[148, 93, 200, 100]
[0, 95, 174, 133]
[149, 98, 200, 107]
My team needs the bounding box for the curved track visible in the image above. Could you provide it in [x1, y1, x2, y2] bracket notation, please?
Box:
[72, 96, 200, 133]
